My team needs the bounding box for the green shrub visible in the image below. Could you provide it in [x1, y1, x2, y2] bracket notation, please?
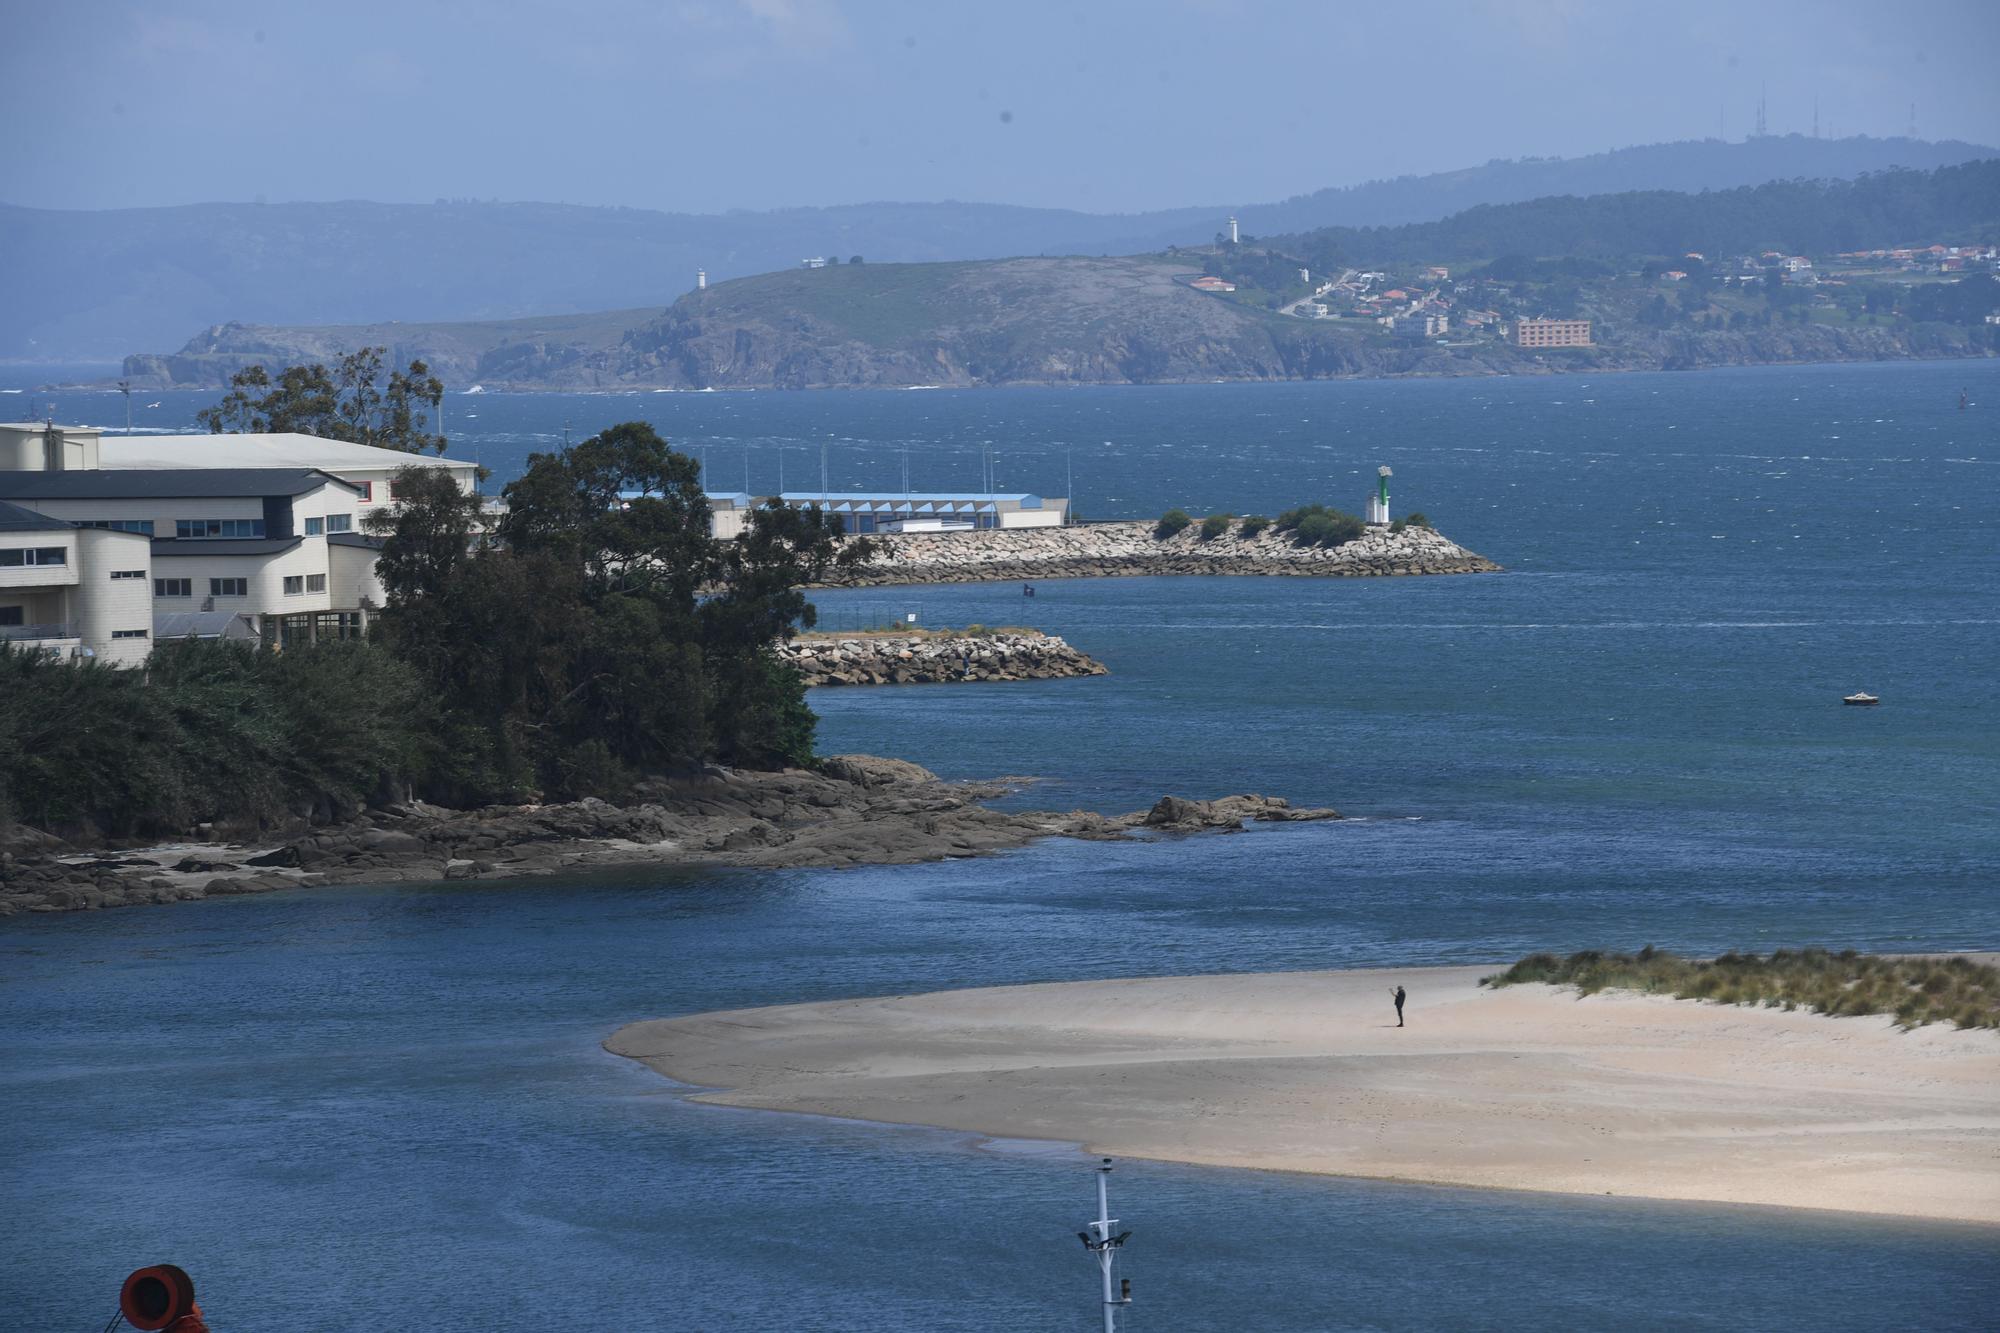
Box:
[1199, 513, 1234, 540]
[1482, 947, 1999, 1032]
[1155, 509, 1193, 539]
[1390, 510, 1432, 534]
[1238, 514, 1272, 538]
[1295, 509, 1365, 548]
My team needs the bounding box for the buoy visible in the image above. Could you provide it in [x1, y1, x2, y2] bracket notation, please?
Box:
[119, 1265, 206, 1332]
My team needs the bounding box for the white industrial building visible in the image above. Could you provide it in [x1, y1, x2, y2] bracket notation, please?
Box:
[705, 491, 1069, 539]
[0, 422, 477, 662]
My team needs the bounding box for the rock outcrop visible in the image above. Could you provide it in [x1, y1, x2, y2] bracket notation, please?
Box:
[0, 759, 1340, 916]
[816, 521, 1499, 588]
[778, 632, 1106, 686]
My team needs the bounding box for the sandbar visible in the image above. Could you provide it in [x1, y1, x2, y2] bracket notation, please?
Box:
[607, 964, 2000, 1224]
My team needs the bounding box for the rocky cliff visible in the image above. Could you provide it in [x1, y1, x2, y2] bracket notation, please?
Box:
[815, 521, 1500, 588]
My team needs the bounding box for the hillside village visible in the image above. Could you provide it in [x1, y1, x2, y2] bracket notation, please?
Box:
[1177, 237, 2000, 352]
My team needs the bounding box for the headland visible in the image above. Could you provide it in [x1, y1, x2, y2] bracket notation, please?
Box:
[608, 963, 2000, 1225]
[0, 758, 1334, 915]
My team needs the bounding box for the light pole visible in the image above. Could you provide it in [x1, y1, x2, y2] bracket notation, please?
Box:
[1077, 1158, 1133, 1333]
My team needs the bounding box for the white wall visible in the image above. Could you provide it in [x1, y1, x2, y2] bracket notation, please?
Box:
[327, 542, 387, 610]
[73, 529, 154, 667]
[151, 541, 337, 624]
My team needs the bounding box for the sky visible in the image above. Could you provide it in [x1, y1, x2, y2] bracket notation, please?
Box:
[7, 0, 1999, 216]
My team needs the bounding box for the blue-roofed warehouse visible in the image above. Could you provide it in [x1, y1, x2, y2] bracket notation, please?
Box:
[704, 491, 1068, 538]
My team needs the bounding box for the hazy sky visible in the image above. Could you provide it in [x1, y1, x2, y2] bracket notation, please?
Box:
[8, 0, 1998, 215]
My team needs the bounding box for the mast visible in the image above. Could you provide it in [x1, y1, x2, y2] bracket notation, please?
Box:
[1077, 1158, 1133, 1333]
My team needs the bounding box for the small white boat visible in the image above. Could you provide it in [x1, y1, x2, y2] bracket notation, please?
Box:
[1842, 692, 1879, 707]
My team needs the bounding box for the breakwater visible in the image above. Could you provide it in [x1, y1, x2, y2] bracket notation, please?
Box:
[815, 520, 1499, 587]
[778, 631, 1106, 686]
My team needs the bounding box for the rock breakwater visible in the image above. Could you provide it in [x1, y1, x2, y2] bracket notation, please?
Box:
[778, 631, 1106, 686]
[0, 757, 1338, 916]
[814, 521, 1498, 588]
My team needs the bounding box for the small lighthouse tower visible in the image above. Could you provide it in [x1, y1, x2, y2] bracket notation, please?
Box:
[697, 268, 707, 291]
[1367, 465, 1392, 526]
[1227, 215, 1239, 244]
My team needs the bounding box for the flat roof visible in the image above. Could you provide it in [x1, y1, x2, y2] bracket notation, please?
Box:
[151, 536, 305, 557]
[0, 468, 360, 500]
[775, 492, 1044, 505]
[98, 432, 471, 473]
[328, 532, 385, 550]
[0, 499, 73, 533]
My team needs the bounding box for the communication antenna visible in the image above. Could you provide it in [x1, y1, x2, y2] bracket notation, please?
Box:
[117, 379, 132, 434]
[1076, 1158, 1134, 1333]
[1754, 85, 1767, 138]
[1065, 447, 1074, 524]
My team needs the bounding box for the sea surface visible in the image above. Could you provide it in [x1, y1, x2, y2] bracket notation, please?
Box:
[4, 362, 1998, 1329]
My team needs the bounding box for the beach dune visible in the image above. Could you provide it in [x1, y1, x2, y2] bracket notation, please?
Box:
[607, 965, 2000, 1224]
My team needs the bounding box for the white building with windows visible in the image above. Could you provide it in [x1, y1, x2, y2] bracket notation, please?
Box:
[0, 500, 154, 665]
[0, 423, 479, 658]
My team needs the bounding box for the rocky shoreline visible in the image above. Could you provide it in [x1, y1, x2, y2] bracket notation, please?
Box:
[815, 520, 1499, 588]
[778, 631, 1106, 686]
[0, 756, 1337, 916]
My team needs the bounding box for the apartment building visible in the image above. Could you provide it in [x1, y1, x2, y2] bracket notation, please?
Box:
[1510, 318, 1593, 348]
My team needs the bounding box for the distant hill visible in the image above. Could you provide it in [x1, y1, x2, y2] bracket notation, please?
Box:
[118, 163, 2000, 393]
[7, 134, 1993, 360]
[1273, 158, 2000, 268]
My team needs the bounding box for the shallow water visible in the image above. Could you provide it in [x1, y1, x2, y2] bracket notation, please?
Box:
[5, 361, 1998, 1328]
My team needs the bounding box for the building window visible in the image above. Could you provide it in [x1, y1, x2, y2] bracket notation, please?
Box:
[325, 514, 354, 533]
[111, 629, 149, 639]
[109, 569, 146, 579]
[355, 483, 374, 502]
[306, 573, 327, 593]
[0, 607, 22, 626]
[155, 578, 192, 597]
[0, 547, 67, 567]
[210, 577, 248, 597]
[304, 517, 325, 536]
[176, 518, 266, 539]
[283, 575, 305, 595]
[75, 519, 155, 535]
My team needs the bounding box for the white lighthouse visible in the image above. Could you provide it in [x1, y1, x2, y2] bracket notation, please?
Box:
[1366, 465, 1392, 526]
[697, 268, 707, 290]
[1227, 215, 1239, 244]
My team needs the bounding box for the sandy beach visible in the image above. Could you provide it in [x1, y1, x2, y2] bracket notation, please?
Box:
[608, 964, 2000, 1224]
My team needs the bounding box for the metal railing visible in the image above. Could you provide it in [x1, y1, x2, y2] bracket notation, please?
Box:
[0, 622, 78, 641]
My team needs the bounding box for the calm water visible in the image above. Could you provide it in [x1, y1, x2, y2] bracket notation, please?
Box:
[5, 362, 1999, 1329]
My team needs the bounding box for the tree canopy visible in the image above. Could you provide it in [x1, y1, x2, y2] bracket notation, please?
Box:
[198, 345, 447, 453]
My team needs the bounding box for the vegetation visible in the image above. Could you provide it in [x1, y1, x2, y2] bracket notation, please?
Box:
[1390, 511, 1431, 534]
[1484, 947, 1999, 1032]
[1238, 514, 1272, 538]
[1274, 504, 1366, 548]
[0, 638, 426, 836]
[1278, 161, 2000, 271]
[0, 419, 871, 837]
[197, 346, 448, 453]
[1198, 513, 1235, 541]
[1155, 508, 1193, 539]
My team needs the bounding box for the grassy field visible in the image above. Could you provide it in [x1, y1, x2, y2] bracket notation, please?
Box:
[1484, 947, 1999, 1031]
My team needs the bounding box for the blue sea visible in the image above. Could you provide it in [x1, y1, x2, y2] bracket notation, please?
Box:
[3, 362, 1998, 1329]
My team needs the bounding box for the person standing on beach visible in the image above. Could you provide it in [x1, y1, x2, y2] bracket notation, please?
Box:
[1392, 985, 1406, 1027]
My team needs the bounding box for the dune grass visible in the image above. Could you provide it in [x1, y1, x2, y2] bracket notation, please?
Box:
[1483, 947, 1999, 1031]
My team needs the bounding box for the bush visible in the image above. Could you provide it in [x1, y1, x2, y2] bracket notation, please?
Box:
[1391, 510, 1432, 533]
[1294, 509, 1365, 548]
[1155, 509, 1193, 539]
[1238, 514, 1271, 538]
[1483, 947, 1999, 1032]
[1199, 513, 1234, 541]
